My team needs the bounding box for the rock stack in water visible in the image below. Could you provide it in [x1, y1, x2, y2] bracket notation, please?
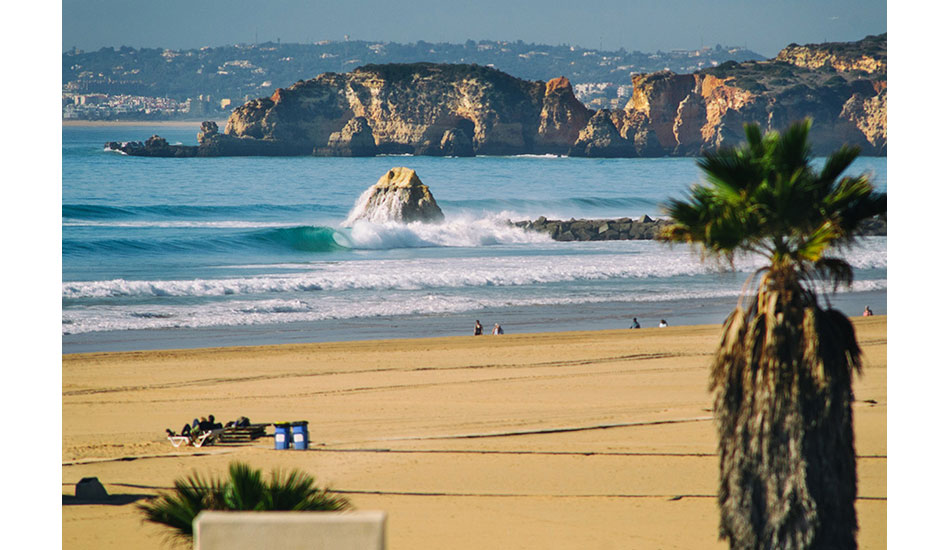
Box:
[343, 167, 445, 225]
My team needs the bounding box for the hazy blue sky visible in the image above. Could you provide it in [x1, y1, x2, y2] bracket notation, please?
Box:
[62, 0, 885, 57]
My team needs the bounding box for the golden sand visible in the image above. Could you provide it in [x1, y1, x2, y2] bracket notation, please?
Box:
[62, 317, 886, 549]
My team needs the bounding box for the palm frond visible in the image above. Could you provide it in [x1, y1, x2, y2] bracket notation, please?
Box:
[224, 462, 266, 511]
[139, 462, 349, 541]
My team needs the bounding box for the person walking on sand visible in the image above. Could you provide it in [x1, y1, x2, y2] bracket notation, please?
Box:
[474, 320, 483, 335]
[659, 319, 668, 327]
[863, 305, 873, 316]
[630, 317, 640, 329]
[492, 323, 504, 335]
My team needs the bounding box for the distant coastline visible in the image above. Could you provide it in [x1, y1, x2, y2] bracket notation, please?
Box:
[62, 119, 224, 127]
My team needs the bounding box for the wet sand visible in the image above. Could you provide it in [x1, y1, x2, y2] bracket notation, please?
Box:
[62, 317, 886, 549]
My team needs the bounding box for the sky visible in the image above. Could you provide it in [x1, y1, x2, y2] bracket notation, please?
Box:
[62, 0, 885, 57]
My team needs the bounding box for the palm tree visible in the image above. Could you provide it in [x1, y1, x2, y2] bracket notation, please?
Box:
[663, 119, 885, 550]
[139, 462, 350, 544]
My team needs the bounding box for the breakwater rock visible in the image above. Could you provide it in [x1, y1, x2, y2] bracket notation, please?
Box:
[512, 215, 672, 241]
[512, 214, 886, 242]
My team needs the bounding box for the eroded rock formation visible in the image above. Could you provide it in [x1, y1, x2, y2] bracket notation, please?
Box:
[343, 167, 445, 225]
[225, 64, 590, 157]
[615, 34, 887, 156]
[107, 34, 885, 158]
[537, 77, 594, 153]
[105, 135, 197, 157]
[317, 116, 378, 157]
[568, 109, 637, 158]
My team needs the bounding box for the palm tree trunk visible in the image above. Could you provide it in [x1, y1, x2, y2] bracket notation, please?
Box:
[713, 276, 859, 550]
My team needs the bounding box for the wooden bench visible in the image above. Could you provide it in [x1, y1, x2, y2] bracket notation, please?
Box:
[216, 423, 270, 444]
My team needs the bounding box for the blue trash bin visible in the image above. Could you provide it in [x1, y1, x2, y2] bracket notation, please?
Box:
[291, 421, 309, 450]
[274, 423, 290, 450]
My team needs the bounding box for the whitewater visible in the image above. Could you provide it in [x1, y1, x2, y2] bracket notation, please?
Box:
[63, 125, 887, 352]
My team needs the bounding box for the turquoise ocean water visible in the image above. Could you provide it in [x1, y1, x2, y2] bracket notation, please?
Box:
[62, 125, 887, 353]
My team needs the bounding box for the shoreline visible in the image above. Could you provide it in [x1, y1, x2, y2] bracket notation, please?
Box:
[62, 119, 225, 127]
[63, 288, 886, 356]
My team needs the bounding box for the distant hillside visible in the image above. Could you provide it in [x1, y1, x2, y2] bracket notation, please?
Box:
[776, 34, 886, 73]
[62, 39, 765, 110]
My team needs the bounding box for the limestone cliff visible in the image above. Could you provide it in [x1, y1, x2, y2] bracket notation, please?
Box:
[775, 34, 886, 74]
[225, 63, 590, 157]
[536, 77, 594, 153]
[317, 116, 378, 157]
[109, 35, 885, 159]
[568, 110, 636, 158]
[616, 34, 886, 156]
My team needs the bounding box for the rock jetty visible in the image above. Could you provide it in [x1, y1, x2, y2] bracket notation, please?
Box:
[512, 215, 671, 241]
[511, 214, 886, 241]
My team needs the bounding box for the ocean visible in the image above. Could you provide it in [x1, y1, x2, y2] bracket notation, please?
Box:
[62, 124, 887, 353]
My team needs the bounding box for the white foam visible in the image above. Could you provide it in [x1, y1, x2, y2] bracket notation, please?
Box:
[341, 214, 552, 249]
[62, 238, 886, 300]
[61, 276, 890, 335]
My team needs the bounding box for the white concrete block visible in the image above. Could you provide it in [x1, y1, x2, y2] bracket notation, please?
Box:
[194, 510, 386, 550]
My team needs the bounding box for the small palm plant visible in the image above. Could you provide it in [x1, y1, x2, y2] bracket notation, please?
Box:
[663, 119, 885, 550]
[139, 462, 350, 543]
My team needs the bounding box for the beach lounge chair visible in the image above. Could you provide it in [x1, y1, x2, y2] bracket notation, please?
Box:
[167, 435, 192, 448]
[167, 428, 224, 448]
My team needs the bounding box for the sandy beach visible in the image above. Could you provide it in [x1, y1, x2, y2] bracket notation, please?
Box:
[62, 317, 886, 549]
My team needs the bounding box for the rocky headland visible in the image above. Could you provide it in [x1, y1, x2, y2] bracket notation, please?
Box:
[107, 34, 885, 158]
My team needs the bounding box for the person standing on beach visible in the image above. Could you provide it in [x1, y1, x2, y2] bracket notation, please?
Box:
[630, 317, 640, 329]
[863, 305, 873, 316]
[659, 319, 668, 327]
[492, 323, 504, 335]
[474, 320, 483, 335]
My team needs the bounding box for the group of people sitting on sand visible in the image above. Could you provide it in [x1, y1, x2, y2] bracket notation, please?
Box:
[165, 414, 252, 443]
[629, 317, 668, 329]
[473, 320, 504, 335]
